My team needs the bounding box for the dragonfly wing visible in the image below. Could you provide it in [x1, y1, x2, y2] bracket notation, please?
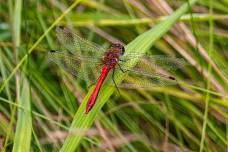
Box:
[56, 26, 106, 57]
[120, 54, 187, 72]
[48, 26, 108, 86]
[117, 71, 177, 88]
[47, 50, 102, 86]
[114, 55, 187, 88]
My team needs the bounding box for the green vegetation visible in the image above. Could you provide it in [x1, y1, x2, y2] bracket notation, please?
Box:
[0, 0, 227, 151]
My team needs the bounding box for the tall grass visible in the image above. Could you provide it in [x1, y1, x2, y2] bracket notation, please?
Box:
[0, 0, 227, 152]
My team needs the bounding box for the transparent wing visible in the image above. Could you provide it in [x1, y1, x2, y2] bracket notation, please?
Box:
[120, 54, 186, 71]
[113, 55, 187, 88]
[47, 50, 102, 86]
[118, 73, 177, 88]
[55, 26, 106, 58]
[47, 26, 108, 86]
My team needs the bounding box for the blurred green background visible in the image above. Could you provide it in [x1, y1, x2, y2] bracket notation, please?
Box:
[0, 0, 227, 152]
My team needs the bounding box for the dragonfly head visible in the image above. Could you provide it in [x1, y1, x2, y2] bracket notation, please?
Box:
[111, 43, 125, 55]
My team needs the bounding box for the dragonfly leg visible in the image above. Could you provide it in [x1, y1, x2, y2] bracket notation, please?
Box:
[117, 63, 128, 73]
[87, 83, 96, 90]
[112, 68, 121, 95]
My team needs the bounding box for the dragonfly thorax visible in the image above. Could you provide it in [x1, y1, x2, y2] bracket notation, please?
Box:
[102, 49, 121, 69]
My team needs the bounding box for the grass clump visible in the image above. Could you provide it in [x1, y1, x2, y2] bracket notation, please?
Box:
[0, 0, 227, 151]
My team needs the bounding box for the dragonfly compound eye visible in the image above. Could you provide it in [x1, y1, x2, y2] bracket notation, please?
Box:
[111, 43, 125, 55]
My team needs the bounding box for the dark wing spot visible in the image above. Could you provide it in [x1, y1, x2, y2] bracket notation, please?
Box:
[50, 50, 57, 53]
[168, 76, 176, 80]
[58, 26, 65, 30]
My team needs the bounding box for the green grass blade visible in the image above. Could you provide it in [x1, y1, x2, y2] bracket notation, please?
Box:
[12, 78, 32, 152]
[59, 0, 198, 151]
[199, 0, 214, 151]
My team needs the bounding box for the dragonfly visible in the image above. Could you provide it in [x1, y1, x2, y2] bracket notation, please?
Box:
[48, 26, 187, 113]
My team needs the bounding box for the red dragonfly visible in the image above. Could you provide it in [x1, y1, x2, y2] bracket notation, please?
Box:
[48, 26, 186, 113]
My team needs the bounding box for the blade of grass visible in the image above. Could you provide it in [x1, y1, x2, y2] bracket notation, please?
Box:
[59, 0, 198, 151]
[199, 0, 214, 151]
[12, 78, 32, 152]
[3, 0, 22, 150]
[0, 49, 13, 111]
[65, 13, 228, 27]
[0, 97, 69, 130]
[0, 114, 14, 141]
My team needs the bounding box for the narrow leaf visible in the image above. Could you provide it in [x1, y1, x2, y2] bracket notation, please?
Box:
[12, 78, 32, 152]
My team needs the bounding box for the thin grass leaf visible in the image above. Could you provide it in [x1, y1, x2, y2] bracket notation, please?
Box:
[200, 0, 214, 151]
[12, 78, 32, 152]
